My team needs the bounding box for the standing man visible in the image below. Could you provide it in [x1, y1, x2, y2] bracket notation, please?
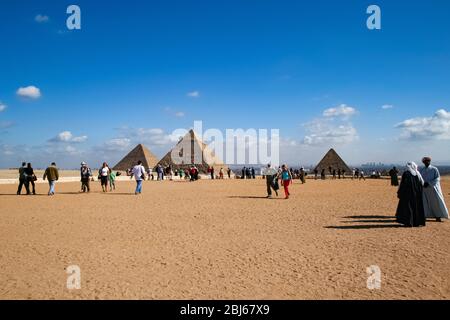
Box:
[227, 167, 231, 179]
[263, 164, 278, 198]
[80, 162, 92, 193]
[131, 160, 146, 195]
[17, 162, 29, 195]
[389, 166, 399, 186]
[299, 167, 306, 184]
[420, 157, 449, 222]
[314, 168, 318, 180]
[43, 162, 59, 196]
[251, 167, 256, 179]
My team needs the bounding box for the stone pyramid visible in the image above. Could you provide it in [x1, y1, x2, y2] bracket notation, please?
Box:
[156, 129, 229, 174]
[113, 144, 159, 171]
[314, 148, 351, 173]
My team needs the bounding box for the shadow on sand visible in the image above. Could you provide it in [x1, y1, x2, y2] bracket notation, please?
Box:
[326, 214, 404, 230]
[325, 224, 405, 230]
[227, 196, 284, 200]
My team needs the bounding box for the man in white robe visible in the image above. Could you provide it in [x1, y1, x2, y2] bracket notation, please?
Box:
[419, 157, 449, 222]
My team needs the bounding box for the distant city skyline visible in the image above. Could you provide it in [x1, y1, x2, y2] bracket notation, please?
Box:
[1, 0, 450, 168]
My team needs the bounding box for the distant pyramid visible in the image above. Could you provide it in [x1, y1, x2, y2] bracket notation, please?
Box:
[314, 148, 351, 173]
[156, 129, 229, 174]
[113, 144, 159, 171]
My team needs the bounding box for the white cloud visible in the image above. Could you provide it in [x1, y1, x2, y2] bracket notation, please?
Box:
[303, 119, 358, 146]
[381, 104, 394, 110]
[16, 86, 41, 99]
[65, 145, 78, 155]
[187, 91, 200, 98]
[108, 138, 131, 147]
[396, 109, 450, 140]
[323, 104, 357, 119]
[0, 102, 6, 112]
[50, 131, 88, 143]
[111, 127, 180, 150]
[35, 14, 49, 23]
[164, 107, 186, 118]
[302, 105, 359, 146]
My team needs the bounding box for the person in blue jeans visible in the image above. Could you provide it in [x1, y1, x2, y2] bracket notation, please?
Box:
[131, 160, 146, 195]
[43, 162, 59, 196]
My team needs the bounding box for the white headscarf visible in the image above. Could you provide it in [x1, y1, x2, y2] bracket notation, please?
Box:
[406, 162, 424, 185]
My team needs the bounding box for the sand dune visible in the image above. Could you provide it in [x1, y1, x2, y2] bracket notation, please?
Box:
[0, 177, 449, 299]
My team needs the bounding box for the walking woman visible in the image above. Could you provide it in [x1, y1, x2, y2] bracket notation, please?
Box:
[25, 163, 37, 195]
[99, 162, 111, 192]
[279, 164, 293, 199]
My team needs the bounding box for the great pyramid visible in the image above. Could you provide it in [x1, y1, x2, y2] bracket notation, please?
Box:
[113, 144, 159, 171]
[314, 148, 351, 173]
[156, 129, 229, 174]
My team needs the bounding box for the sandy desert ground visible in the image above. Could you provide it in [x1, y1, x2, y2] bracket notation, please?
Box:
[0, 177, 449, 300]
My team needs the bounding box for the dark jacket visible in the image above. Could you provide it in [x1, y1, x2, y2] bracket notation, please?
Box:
[44, 165, 59, 181]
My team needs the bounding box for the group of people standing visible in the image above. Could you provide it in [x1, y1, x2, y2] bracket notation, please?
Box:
[396, 157, 449, 227]
[312, 167, 367, 180]
[241, 167, 256, 179]
[79, 162, 117, 193]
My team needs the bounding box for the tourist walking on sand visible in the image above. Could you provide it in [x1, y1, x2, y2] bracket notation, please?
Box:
[300, 167, 306, 184]
[109, 170, 116, 191]
[420, 157, 449, 222]
[157, 164, 164, 181]
[396, 162, 426, 227]
[227, 167, 231, 179]
[389, 166, 399, 186]
[147, 167, 154, 181]
[80, 162, 92, 193]
[131, 160, 146, 195]
[263, 164, 278, 198]
[25, 163, 37, 195]
[252, 167, 256, 179]
[99, 162, 111, 192]
[219, 168, 224, 179]
[43, 162, 59, 196]
[279, 164, 293, 199]
[359, 170, 366, 181]
[17, 162, 29, 195]
[321, 169, 326, 180]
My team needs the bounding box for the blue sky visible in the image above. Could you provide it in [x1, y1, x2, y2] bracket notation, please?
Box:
[1, 0, 450, 168]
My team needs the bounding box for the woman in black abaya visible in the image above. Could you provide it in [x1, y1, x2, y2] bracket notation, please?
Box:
[396, 162, 426, 227]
